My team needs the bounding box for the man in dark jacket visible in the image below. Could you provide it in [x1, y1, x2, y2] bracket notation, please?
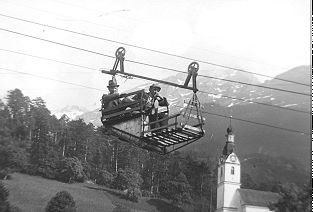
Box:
[101, 79, 121, 111]
[147, 84, 169, 129]
[101, 79, 134, 123]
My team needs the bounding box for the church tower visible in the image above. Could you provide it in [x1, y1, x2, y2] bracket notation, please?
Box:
[216, 125, 241, 212]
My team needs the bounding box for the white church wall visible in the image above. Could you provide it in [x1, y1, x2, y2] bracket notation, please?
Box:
[223, 183, 240, 208]
[217, 165, 224, 184]
[231, 190, 241, 210]
[216, 208, 238, 212]
[243, 205, 273, 212]
[217, 184, 224, 209]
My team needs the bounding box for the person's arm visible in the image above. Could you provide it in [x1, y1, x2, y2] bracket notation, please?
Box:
[102, 93, 119, 102]
[156, 96, 169, 106]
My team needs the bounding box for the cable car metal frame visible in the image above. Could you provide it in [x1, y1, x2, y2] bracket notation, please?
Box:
[100, 47, 205, 154]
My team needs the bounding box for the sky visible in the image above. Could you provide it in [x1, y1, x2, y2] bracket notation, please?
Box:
[0, 0, 310, 112]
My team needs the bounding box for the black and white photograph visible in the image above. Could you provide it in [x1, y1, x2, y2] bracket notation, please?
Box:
[0, 0, 311, 211]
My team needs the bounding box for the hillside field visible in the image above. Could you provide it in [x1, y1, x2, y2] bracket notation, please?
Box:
[2, 173, 184, 212]
[2, 173, 114, 212]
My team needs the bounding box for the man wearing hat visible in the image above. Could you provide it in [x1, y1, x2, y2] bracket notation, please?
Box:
[146, 84, 168, 129]
[101, 78, 134, 119]
[101, 79, 121, 110]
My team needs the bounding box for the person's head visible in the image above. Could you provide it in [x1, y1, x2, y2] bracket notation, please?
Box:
[107, 80, 119, 94]
[149, 84, 161, 96]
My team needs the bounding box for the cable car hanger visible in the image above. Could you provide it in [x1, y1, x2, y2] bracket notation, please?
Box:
[101, 47, 199, 93]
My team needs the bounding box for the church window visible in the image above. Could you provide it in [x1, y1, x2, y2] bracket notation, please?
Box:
[231, 166, 235, 175]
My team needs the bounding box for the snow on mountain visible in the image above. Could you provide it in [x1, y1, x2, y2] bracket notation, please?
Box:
[52, 105, 89, 120]
[77, 66, 310, 126]
[76, 66, 310, 166]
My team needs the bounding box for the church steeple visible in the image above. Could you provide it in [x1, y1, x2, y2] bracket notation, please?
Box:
[222, 119, 235, 157]
[216, 122, 241, 212]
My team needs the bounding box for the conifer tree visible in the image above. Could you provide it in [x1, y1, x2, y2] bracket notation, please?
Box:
[6, 89, 30, 140]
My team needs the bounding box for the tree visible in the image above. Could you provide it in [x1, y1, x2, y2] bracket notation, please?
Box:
[0, 99, 11, 137]
[29, 97, 52, 164]
[0, 182, 21, 212]
[29, 98, 59, 178]
[0, 141, 29, 172]
[184, 154, 212, 197]
[65, 120, 93, 161]
[269, 183, 311, 212]
[182, 154, 216, 212]
[57, 157, 86, 183]
[161, 172, 192, 206]
[141, 152, 168, 195]
[160, 154, 193, 206]
[45, 191, 76, 212]
[95, 169, 113, 186]
[6, 89, 30, 140]
[111, 168, 143, 202]
[58, 115, 70, 157]
[0, 182, 10, 212]
[112, 168, 128, 190]
[112, 168, 143, 191]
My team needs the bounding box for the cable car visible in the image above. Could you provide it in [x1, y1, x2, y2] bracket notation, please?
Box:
[100, 47, 205, 154]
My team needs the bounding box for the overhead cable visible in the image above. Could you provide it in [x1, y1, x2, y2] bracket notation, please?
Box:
[0, 28, 309, 97]
[173, 105, 310, 136]
[1, 66, 309, 136]
[0, 13, 309, 87]
[0, 67, 105, 91]
[0, 48, 309, 114]
[0, 48, 99, 72]
[202, 111, 310, 136]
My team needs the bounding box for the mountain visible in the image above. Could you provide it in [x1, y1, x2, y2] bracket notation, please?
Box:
[182, 66, 310, 166]
[261, 65, 310, 111]
[77, 66, 310, 168]
[186, 100, 310, 168]
[52, 105, 89, 120]
[76, 109, 102, 126]
[240, 153, 309, 187]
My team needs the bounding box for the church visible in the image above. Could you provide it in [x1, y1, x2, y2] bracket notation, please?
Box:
[216, 125, 280, 212]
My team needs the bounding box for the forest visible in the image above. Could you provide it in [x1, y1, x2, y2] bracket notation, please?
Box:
[0, 88, 310, 212]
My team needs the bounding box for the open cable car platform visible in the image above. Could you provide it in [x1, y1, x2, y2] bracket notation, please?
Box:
[143, 127, 204, 153]
[100, 47, 206, 154]
[110, 123, 204, 155]
[101, 88, 205, 154]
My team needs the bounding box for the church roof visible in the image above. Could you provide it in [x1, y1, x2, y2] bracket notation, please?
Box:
[238, 188, 281, 207]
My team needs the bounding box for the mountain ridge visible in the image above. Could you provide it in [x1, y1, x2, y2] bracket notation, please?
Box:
[75, 65, 310, 167]
[52, 105, 88, 120]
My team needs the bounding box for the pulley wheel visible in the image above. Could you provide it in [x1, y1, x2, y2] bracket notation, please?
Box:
[115, 47, 126, 57]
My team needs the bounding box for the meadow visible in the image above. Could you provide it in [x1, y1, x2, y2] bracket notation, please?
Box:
[2, 173, 183, 212]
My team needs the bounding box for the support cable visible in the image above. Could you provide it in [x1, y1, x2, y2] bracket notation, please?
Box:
[0, 28, 309, 96]
[0, 48, 309, 114]
[173, 105, 310, 136]
[0, 13, 309, 87]
[1, 66, 309, 136]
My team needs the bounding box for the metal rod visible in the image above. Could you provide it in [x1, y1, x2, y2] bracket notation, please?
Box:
[101, 70, 197, 91]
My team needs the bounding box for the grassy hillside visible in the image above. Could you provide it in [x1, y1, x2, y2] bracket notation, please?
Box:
[2, 173, 185, 212]
[2, 173, 114, 212]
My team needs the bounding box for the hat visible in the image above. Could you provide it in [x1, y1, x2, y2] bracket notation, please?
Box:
[149, 84, 161, 92]
[107, 80, 119, 88]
